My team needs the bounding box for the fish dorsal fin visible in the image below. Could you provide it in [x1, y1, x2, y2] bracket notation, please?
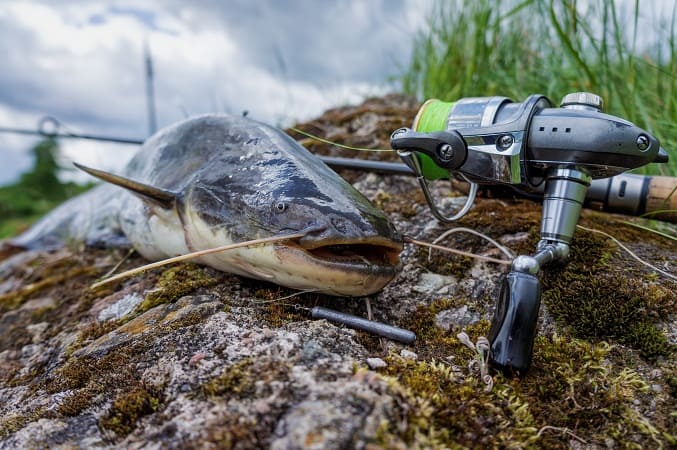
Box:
[74, 162, 177, 209]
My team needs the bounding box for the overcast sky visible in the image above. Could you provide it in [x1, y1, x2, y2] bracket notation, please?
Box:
[0, 0, 432, 184]
[0, 0, 673, 185]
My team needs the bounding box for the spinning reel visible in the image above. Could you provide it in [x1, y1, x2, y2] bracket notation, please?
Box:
[390, 92, 669, 374]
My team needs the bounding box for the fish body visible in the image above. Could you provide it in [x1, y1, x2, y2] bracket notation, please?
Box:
[11, 114, 403, 296]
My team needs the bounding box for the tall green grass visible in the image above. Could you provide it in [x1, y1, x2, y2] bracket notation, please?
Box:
[402, 0, 677, 175]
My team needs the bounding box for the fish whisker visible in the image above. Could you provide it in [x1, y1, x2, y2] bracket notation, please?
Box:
[404, 236, 512, 265]
[97, 248, 136, 282]
[90, 232, 306, 289]
[429, 227, 515, 262]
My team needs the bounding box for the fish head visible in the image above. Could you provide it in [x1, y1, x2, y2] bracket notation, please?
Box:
[262, 171, 405, 295]
[181, 126, 404, 296]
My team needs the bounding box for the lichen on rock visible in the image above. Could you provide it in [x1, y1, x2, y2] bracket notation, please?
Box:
[1, 95, 675, 449]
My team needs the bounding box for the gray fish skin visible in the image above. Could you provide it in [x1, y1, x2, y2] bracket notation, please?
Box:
[12, 114, 403, 296]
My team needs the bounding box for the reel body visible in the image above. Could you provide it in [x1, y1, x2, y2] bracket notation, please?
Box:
[391, 92, 669, 374]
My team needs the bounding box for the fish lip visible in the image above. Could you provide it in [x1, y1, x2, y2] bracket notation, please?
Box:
[297, 235, 404, 252]
[273, 239, 402, 296]
[291, 226, 403, 268]
[294, 224, 404, 252]
[277, 236, 403, 273]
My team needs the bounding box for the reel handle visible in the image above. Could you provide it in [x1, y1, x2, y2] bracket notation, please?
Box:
[488, 271, 541, 375]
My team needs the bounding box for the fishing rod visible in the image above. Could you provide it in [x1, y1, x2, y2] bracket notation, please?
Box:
[323, 156, 677, 224]
[1, 100, 674, 376]
[1, 116, 674, 223]
[0, 116, 145, 145]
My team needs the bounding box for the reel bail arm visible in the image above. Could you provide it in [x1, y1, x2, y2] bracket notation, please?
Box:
[392, 127, 478, 223]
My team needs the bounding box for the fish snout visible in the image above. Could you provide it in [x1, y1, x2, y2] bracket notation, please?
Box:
[297, 216, 361, 248]
[296, 212, 402, 251]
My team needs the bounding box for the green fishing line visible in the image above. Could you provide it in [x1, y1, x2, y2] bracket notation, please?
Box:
[290, 127, 394, 152]
[414, 99, 455, 133]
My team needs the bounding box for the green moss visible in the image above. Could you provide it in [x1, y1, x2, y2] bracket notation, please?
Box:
[191, 415, 261, 449]
[167, 310, 209, 331]
[373, 188, 422, 218]
[45, 346, 140, 401]
[395, 298, 470, 360]
[464, 200, 542, 239]
[99, 384, 164, 436]
[251, 287, 308, 328]
[624, 322, 671, 360]
[542, 229, 675, 360]
[199, 358, 292, 403]
[72, 319, 124, 349]
[138, 263, 218, 313]
[418, 246, 474, 278]
[0, 408, 46, 439]
[201, 358, 257, 398]
[29, 304, 56, 322]
[372, 333, 669, 449]
[522, 336, 668, 447]
[55, 389, 96, 417]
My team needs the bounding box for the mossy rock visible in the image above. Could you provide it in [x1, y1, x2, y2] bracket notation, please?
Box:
[0, 95, 674, 449]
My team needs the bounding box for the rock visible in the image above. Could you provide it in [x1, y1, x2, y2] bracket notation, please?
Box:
[365, 358, 387, 369]
[301, 340, 331, 363]
[25, 322, 48, 344]
[399, 349, 418, 360]
[434, 305, 481, 331]
[97, 292, 144, 321]
[0, 95, 675, 450]
[412, 272, 457, 295]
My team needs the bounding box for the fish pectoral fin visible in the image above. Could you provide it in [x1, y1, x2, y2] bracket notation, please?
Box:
[74, 162, 177, 209]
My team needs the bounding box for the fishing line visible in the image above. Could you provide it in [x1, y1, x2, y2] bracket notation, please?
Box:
[90, 232, 306, 289]
[638, 209, 677, 220]
[576, 224, 676, 281]
[404, 236, 512, 265]
[289, 127, 394, 152]
[251, 288, 323, 305]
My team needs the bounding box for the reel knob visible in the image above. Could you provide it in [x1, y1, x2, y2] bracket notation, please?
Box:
[560, 92, 604, 112]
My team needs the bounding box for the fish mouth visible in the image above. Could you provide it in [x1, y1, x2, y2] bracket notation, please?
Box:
[273, 235, 403, 296]
[299, 236, 402, 267]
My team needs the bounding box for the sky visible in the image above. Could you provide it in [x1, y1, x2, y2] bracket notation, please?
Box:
[0, 0, 432, 184]
[0, 0, 674, 186]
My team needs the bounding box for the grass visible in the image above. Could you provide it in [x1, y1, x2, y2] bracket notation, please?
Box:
[401, 0, 677, 176]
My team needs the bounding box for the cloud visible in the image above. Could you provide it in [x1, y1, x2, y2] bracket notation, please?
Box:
[0, 0, 434, 185]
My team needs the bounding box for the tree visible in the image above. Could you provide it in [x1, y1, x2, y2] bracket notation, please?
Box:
[18, 138, 66, 201]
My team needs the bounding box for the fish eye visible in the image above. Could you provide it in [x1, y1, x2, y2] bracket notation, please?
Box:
[274, 201, 288, 213]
